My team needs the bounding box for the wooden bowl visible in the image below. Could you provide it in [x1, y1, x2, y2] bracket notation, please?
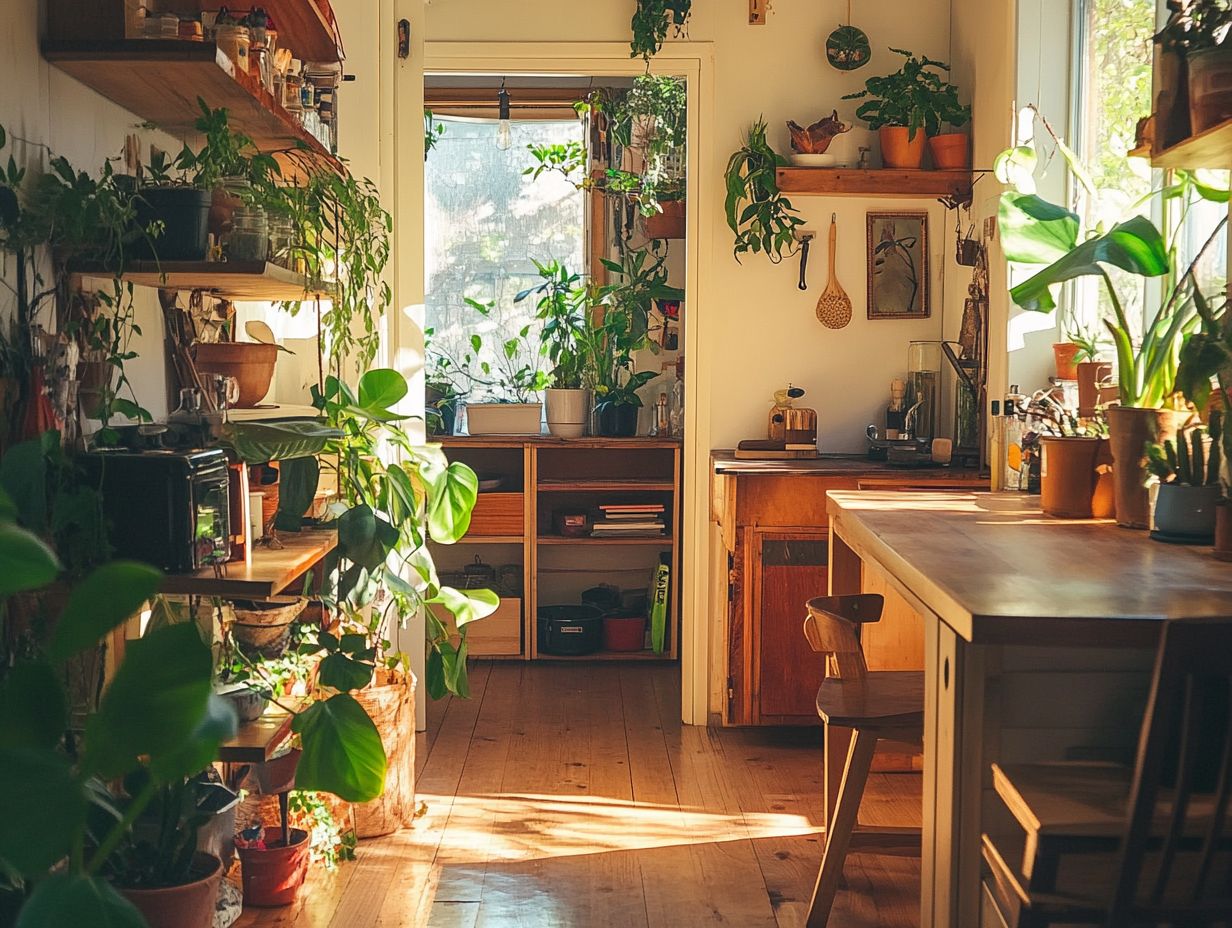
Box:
[194, 341, 279, 407]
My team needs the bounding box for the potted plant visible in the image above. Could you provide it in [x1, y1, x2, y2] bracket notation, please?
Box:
[515, 260, 594, 438]
[458, 298, 548, 434]
[1145, 414, 1223, 540]
[1039, 425, 1115, 520]
[630, 0, 692, 60]
[1164, 0, 1232, 134]
[843, 48, 970, 169]
[724, 118, 805, 264]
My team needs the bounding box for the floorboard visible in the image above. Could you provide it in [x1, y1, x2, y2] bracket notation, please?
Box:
[238, 662, 920, 928]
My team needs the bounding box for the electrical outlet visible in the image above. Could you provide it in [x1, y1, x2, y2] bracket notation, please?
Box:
[749, 0, 767, 25]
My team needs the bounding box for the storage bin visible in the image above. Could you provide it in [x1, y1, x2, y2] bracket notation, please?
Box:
[537, 604, 603, 656]
[432, 596, 522, 657]
[468, 492, 524, 535]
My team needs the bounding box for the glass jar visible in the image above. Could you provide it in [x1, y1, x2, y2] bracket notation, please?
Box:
[284, 73, 303, 113]
[266, 214, 294, 267]
[215, 24, 250, 73]
[906, 340, 941, 441]
[228, 207, 268, 261]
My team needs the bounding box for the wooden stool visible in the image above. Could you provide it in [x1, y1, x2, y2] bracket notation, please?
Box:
[981, 616, 1232, 928]
[802, 594, 924, 928]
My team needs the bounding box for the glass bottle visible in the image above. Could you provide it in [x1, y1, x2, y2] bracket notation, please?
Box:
[906, 341, 941, 441]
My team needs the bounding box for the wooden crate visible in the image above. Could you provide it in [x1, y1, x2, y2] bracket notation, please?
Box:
[432, 596, 522, 657]
[468, 492, 524, 535]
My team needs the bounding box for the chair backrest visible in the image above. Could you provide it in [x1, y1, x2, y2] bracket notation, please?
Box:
[802, 594, 884, 682]
[1107, 616, 1232, 927]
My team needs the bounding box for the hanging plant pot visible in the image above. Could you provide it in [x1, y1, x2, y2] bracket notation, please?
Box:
[594, 403, 639, 437]
[878, 127, 926, 169]
[236, 828, 310, 907]
[133, 186, 212, 261]
[643, 199, 686, 239]
[1106, 406, 1189, 529]
[121, 853, 223, 928]
[825, 24, 871, 71]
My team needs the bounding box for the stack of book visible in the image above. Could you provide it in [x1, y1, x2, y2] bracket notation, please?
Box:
[591, 503, 666, 537]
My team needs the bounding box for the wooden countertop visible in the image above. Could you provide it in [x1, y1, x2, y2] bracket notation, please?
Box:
[712, 450, 985, 481]
[827, 491, 1232, 647]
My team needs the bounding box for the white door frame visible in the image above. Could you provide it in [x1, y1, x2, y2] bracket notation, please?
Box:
[420, 40, 716, 725]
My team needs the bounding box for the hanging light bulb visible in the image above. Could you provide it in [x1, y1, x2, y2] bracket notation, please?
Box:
[496, 79, 512, 151]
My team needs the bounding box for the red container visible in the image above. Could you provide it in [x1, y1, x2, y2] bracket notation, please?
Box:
[602, 614, 647, 652]
[122, 854, 222, 928]
[237, 828, 310, 907]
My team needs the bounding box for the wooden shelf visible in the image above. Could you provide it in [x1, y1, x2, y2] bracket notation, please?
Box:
[776, 167, 974, 202]
[1152, 118, 1232, 170]
[437, 435, 681, 449]
[434, 535, 524, 545]
[538, 535, 673, 546]
[160, 529, 336, 598]
[538, 480, 675, 492]
[217, 697, 306, 764]
[536, 651, 675, 662]
[41, 40, 342, 180]
[72, 260, 329, 300]
[258, 0, 344, 63]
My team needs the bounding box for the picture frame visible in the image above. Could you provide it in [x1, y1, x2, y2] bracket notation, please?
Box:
[866, 211, 930, 319]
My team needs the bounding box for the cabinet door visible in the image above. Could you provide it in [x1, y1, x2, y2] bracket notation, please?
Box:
[754, 531, 828, 724]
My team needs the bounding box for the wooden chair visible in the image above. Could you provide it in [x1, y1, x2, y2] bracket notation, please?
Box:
[802, 593, 924, 928]
[982, 616, 1232, 928]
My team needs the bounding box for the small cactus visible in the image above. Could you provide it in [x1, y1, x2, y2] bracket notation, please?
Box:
[1144, 418, 1222, 488]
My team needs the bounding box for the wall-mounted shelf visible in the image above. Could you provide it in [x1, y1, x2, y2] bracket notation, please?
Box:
[538, 535, 674, 546]
[776, 167, 974, 203]
[538, 480, 676, 492]
[72, 260, 329, 301]
[217, 697, 307, 764]
[1151, 118, 1232, 170]
[41, 40, 342, 181]
[160, 529, 335, 598]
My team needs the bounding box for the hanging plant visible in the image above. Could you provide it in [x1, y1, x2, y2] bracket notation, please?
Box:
[630, 0, 692, 60]
[724, 117, 805, 264]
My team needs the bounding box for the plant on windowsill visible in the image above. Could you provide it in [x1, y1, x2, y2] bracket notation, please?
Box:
[1156, 0, 1232, 136]
[1144, 412, 1223, 540]
[630, 0, 692, 60]
[455, 298, 549, 435]
[724, 117, 805, 265]
[425, 329, 467, 438]
[841, 48, 971, 169]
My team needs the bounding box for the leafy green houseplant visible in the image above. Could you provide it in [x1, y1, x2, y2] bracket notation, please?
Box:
[456, 298, 548, 435]
[1145, 413, 1223, 540]
[630, 0, 692, 60]
[842, 48, 971, 168]
[724, 118, 805, 264]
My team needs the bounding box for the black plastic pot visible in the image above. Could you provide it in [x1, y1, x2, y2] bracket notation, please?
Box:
[595, 403, 638, 437]
[426, 384, 458, 436]
[134, 187, 212, 261]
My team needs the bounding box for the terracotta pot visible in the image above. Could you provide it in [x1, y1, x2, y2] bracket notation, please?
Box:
[1155, 46, 1191, 149]
[878, 126, 927, 169]
[1215, 500, 1232, 561]
[1040, 437, 1108, 519]
[1106, 406, 1190, 529]
[122, 853, 222, 928]
[1077, 361, 1114, 417]
[237, 828, 310, 907]
[194, 341, 279, 407]
[927, 132, 970, 169]
[1188, 46, 1232, 134]
[1052, 342, 1081, 381]
[644, 199, 686, 239]
[1154, 482, 1221, 541]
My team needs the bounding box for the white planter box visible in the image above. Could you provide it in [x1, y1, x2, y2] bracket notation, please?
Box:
[465, 402, 543, 435]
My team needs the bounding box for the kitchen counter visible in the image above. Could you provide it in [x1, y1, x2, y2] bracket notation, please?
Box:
[711, 450, 984, 480]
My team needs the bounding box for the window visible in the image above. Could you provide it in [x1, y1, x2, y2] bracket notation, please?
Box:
[424, 117, 585, 401]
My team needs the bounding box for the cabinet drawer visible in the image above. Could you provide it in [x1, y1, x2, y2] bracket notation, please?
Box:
[469, 492, 524, 535]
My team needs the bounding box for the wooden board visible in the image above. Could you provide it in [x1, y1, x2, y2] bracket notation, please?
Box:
[776, 167, 974, 202]
[159, 529, 335, 598]
[827, 490, 1232, 645]
[1152, 116, 1232, 170]
[438, 435, 681, 449]
[467, 492, 525, 536]
[72, 260, 328, 300]
[433, 597, 523, 657]
[217, 697, 305, 763]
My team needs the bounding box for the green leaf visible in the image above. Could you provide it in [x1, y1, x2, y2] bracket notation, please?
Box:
[16, 872, 145, 928]
[317, 653, 375, 692]
[0, 523, 61, 598]
[428, 585, 500, 629]
[998, 193, 1079, 265]
[49, 561, 162, 663]
[275, 456, 320, 532]
[1177, 332, 1232, 411]
[148, 693, 237, 781]
[427, 462, 478, 543]
[0, 660, 67, 751]
[291, 693, 387, 802]
[0, 748, 86, 878]
[1010, 216, 1170, 313]
[338, 505, 398, 570]
[219, 420, 341, 464]
[0, 435, 51, 533]
[357, 368, 408, 412]
[84, 623, 214, 779]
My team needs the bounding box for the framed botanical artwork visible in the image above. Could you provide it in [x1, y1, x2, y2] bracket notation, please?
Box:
[866, 211, 930, 319]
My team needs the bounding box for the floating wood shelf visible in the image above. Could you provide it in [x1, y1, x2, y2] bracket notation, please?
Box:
[217, 697, 306, 764]
[1152, 118, 1232, 170]
[538, 535, 673, 546]
[160, 529, 336, 598]
[437, 435, 682, 449]
[41, 40, 343, 181]
[776, 167, 974, 202]
[537, 651, 674, 662]
[72, 260, 329, 300]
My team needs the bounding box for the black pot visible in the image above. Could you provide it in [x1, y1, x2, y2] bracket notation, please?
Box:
[426, 384, 458, 436]
[595, 403, 638, 437]
[133, 187, 212, 261]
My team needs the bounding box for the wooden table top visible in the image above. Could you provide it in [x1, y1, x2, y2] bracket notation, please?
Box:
[711, 451, 985, 481]
[827, 491, 1232, 647]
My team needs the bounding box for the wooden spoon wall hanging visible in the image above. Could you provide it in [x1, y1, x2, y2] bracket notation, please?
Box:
[816, 214, 853, 329]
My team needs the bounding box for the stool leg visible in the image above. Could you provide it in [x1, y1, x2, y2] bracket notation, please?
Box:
[806, 729, 878, 928]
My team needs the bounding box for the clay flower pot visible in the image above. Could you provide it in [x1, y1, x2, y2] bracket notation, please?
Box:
[878, 126, 926, 169]
[237, 828, 310, 907]
[122, 853, 223, 928]
[927, 132, 970, 169]
[1106, 406, 1189, 529]
[1076, 361, 1113, 417]
[194, 341, 280, 407]
[1052, 342, 1082, 381]
[1039, 436, 1110, 519]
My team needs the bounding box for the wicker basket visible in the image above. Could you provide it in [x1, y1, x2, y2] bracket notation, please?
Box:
[232, 598, 307, 659]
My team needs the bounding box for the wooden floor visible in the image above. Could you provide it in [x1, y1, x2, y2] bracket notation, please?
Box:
[236, 663, 920, 928]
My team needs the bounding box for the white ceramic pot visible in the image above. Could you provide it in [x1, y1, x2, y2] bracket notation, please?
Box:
[545, 388, 591, 438]
[1153, 482, 1221, 540]
[465, 402, 543, 435]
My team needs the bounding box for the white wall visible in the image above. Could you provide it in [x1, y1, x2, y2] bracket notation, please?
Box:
[425, 0, 967, 453]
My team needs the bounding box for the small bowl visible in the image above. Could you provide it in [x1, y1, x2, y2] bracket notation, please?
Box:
[790, 153, 838, 167]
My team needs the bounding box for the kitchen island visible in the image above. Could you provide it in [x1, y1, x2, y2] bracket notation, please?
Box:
[825, 490, 1232, 928]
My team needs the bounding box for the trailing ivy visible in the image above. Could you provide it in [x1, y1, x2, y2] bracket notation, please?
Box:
[724, 118, 805, 264]
[630, 0, 692, 60]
